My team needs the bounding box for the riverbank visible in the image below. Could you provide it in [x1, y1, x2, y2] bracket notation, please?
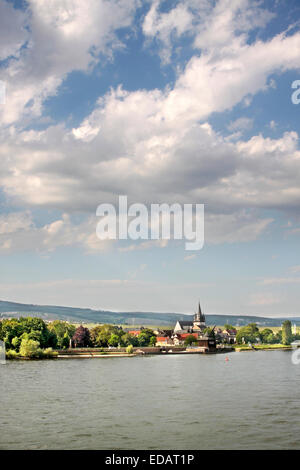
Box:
[233, 344, 292, 351]
[5, 345, 233, 359]
[6, 344, 296, 360]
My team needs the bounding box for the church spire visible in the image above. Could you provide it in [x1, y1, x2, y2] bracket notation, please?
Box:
[194, 301, 205, 324]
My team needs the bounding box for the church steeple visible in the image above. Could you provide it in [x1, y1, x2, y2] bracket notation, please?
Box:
[193, 301, 206, 326]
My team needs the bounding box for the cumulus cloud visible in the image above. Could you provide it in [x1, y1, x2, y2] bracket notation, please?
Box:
[0, 0, 139, 125]
[143, 0, 196, 63]
[0, 211, 110, 254]
[205, 212, 273, 244]
[0, 0, 28, 61]
[1, 95, 300, 221]
[143, 0, 274, 64]
[1, 0, 300, 254]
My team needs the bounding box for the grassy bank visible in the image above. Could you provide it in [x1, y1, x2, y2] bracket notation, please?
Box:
[234, 343, 292, 351]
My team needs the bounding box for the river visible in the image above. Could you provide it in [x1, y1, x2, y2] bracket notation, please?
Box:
[1, 350, 300, 449]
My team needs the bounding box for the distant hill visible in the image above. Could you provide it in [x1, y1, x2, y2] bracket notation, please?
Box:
[0, 299, 299, 327]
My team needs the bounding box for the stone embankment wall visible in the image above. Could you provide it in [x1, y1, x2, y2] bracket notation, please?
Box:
[57, 346, 186, 356]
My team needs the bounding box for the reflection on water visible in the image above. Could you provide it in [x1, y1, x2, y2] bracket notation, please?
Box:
[1, 351, 300, 449]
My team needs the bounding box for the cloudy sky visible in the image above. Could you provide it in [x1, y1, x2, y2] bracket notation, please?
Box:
[0, 0, 300, 316]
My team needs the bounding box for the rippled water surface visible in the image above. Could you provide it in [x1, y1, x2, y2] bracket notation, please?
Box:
[1, 351, 300, 449]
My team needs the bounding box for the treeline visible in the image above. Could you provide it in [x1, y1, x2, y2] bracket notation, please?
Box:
[236, 321, 299, 345]
[0, 317, 157, 358]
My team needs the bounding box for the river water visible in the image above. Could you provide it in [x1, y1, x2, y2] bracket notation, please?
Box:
[1, 350, 300, 449]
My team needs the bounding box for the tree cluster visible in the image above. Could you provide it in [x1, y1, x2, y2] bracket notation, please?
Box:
[0, 317, 157, 357]
[236, 321, 298, 345]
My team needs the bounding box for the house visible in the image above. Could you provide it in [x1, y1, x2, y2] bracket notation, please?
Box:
[221, 328, 237, 344]
[173, 333, 216, 351]
[156, 336, 173, 346]
[172, 333, 198, 345]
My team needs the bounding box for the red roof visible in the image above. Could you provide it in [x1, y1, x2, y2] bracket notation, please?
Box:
[128, 330, 141, 336]
[156, 336, 170, 342]
[178, 333, 198, 339]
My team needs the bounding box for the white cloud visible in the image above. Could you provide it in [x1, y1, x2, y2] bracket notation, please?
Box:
[227, 117, 254, 132]
[0, 211, 33, 234]
[143, 0, 275, 64]
[0, 212, 110, 254]
[0, 0, 28, 61]
[0, 0, 139, 125]
[205, 212, 273, 244]
[1, 1, 300, 253]
[193, 0, 274, 53]
[143, 0, 196, 63]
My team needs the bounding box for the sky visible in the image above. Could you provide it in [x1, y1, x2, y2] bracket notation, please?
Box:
[0, 0, 300, 316]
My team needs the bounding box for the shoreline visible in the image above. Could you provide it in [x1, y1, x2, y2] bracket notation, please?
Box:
[6, 346, 297, 360]
[234, 346, 293, 352]
[5, 344, 298, 360]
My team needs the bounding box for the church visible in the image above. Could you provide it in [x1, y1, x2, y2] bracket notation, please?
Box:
[172, 302, 216, 351]
[173, 302, 206, 334]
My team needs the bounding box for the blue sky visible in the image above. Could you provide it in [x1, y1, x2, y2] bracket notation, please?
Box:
[0, 0, 300, 316]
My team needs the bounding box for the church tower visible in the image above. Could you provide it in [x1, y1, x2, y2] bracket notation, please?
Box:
[193, 301, 206, 329]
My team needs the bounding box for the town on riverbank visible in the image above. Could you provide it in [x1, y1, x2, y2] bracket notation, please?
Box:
[1, 302, 299, 360]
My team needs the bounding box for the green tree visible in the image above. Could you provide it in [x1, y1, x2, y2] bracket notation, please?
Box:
[260, 328, 276, 344]
[276, 329, 283, 343]
[19, 317, 52, 348]
[90, 325, 104, 346]
[126, 344, 134, 354]
[11, 336, 21, 351]
[184, 335, 198, 346]
[282, 320, 292, 345]
[108, 334, 120, 347]
[90, 324, 124, 347]
[137, 328, 156, 347]
[19, 338, 41, 358]
[0, 319, 22, 348]
[120, 332, 139, 347]
[61, 332, 70, 349]
[0, 317, 55, 349]
[48, 320, 75, 348]
[236, 323, 260, 344]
